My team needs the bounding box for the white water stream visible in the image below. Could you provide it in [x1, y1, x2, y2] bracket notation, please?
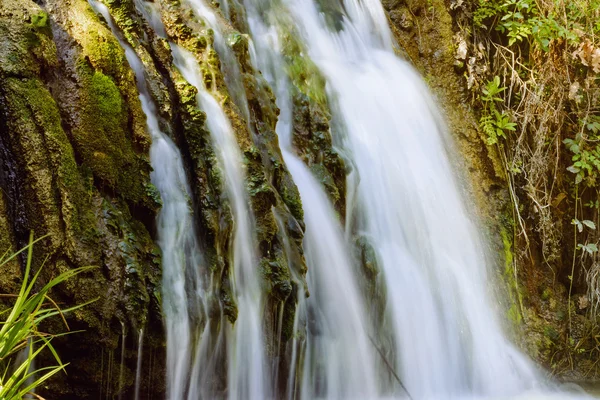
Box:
[243, 2, 380, 398]
[245, 0, 540, 397]
[170, 45, 268, 400]
[89, 3, 206, 399]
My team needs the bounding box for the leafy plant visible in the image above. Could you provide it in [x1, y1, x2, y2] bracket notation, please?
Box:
[475, 0, 580, 51]
[572, 218, 598, 255]
[0, 233, 94, 399]
[474, 0, 600, 360]
[480, 76, 517, 145]
[497, 0, 535, 46]
[564, 119, 600, 185]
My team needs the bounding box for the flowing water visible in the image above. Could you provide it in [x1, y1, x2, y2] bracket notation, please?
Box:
[170, 44, 268, 400]
[98, 0, 268, 396]
[93, 0, 596, 398]
[278, 0, 539, 397]
[134, 328, 144, 400]
[185, 0, 251, 121]
[243, 2, 380, 398]
[89, 2, 206, 399]
[241, 0, 591, 399]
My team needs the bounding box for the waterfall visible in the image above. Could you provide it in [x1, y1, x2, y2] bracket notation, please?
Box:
[170, 44, 268, 400]
[88, 2, 206, 399]
[134, 328, 144, 400]
[246, 0, 542, 397]
[92, 0, 595, 398]
[241, 0, 593, 399]
[185, 0, 251, 121]
[169, 11, 288, 397]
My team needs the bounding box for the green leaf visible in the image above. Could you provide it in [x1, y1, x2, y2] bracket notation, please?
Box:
[587, 243, 599, 253]
[583, 220, 596, 230]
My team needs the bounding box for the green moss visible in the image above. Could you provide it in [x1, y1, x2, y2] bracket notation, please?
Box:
[290, 92, 345, 215]
[90, 70, 123, 120]
[173, 77, 224, 234]
[144, 182, 163, 208]
[501, 227, 524, 325]
[24, 11, 51, 48]
[544, 326, 560, 342]
[261, 258, 292, 301]
[280, 174, 304, 222]
[4, 77, 99, 242]
[0, 3, 58, 77]
[246, 146, 272, 198]
[221, 282, 238, 323]
[71, 60, 155, 207]
[541, 287, 553, 301]
[77, 23, 127, 77]
[103, 0, 143, 46]
[30, 11, 48, 30]
[310, 164, 340, 204]
[281, 32, 327, 107]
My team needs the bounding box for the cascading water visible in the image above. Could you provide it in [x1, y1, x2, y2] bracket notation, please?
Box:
[134, 328, 144, 400]
[170, 44, 268, 400]
[180, 0, 252, 123]
[242, 2, 380, 399]
[243, 0, 541, 397]
[92, 0, 595, 398]
[88, 2, 206, 399]
[127, 2, 269, 397]
[240, 0, 591, 399]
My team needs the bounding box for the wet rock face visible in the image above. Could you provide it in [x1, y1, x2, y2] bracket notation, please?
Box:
[291, 92, 346, 219]
[155, 1, 309, 392]
[1, 0, 311, 396]
[0, 0, 164, 397]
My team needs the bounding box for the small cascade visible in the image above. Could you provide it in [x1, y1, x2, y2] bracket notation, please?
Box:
[182, 0, 383, 395]
[291, 157, 379, 400]
[134, 328, 144, 400]
[133, 0, 167, 38]
[186, 0, 251, 121]
[242, 2, 380, 398]
[135, 2, 271, 395]
[241, 2, 378, 399]
[170, 44, 268, 400]
[88, 2, 206, 399]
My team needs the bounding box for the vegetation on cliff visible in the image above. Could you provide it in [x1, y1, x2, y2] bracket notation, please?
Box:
[468, 0, 600, 378]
